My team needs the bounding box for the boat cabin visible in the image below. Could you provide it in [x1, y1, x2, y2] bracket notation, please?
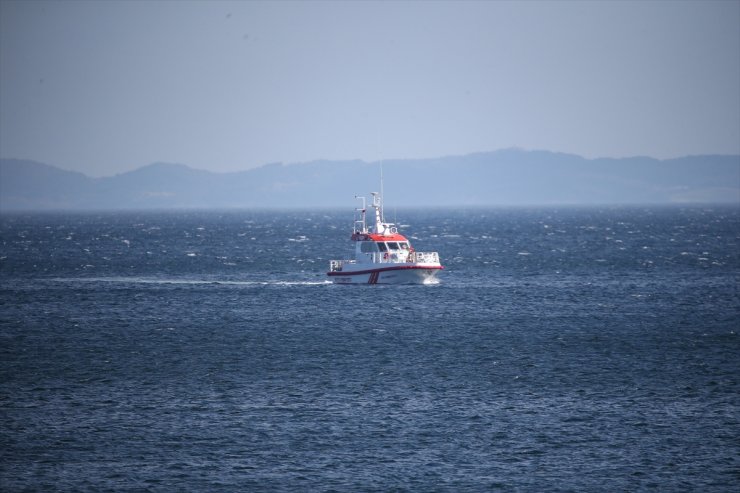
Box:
[355, 234, 414, 264]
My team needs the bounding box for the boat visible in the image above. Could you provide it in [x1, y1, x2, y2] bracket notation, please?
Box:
[327, 192, 444, 284]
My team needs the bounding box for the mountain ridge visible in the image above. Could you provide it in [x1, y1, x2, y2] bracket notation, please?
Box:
[1, 150, 738, 210]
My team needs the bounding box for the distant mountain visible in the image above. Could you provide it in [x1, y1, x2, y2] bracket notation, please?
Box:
[0, 159, 94, 210]
[1, 150, 738, 211]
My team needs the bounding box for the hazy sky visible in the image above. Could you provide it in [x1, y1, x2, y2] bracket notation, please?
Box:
[1, 0, 738, 177]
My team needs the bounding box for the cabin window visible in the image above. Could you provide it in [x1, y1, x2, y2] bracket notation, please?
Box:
[400, 242, 409, 250]
[387, 242, 399, 250]
[377, 242, 388, 252]
[360, 241, 377, 253]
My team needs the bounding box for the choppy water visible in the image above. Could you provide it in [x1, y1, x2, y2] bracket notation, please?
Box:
[1, 206, 738, 491]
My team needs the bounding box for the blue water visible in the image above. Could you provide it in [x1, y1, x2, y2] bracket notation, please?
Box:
[1, 206, 738, 491]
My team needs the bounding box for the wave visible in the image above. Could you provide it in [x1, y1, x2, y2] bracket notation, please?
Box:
[49, 277, 333, 287]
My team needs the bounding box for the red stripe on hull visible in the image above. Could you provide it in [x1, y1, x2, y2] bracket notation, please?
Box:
[327, 264, 444, 277]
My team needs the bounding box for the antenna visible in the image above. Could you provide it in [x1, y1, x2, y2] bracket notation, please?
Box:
[379, 160, 385, 222]
[376, 130, 386, 223]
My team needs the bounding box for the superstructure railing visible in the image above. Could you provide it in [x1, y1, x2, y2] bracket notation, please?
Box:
[329, 251, 440, 272]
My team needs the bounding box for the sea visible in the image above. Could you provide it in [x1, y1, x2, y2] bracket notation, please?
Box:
[1, 205, 738, 492]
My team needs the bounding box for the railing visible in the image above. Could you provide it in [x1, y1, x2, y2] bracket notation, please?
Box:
[329, 259, 355, 272]
[329, 252, 440, 271]
[368, 252, 441, 264]
[412, 251, 440, 264]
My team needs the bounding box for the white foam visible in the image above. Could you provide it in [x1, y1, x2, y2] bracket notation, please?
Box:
[51, 277, 332, 287]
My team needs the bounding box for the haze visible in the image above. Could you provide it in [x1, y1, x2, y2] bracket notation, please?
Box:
[1, 0, 739, 177]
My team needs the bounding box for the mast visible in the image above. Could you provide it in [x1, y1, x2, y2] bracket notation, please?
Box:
[354, 195, 367, 235]
[371, 192, 382, 234]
